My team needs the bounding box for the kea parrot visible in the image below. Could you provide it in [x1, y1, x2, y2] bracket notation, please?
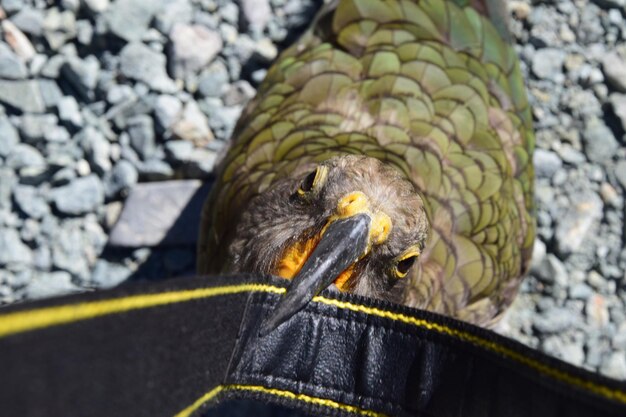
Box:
[197, 0, 535, 332]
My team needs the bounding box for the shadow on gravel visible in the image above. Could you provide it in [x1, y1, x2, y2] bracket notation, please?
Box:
[100, 180, 212, 283]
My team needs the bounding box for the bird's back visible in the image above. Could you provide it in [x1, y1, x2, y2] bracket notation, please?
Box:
[198, 0, 535, 326]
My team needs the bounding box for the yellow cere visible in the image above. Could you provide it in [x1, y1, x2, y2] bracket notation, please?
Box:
[336, 191, 392, 246]
[337, 191, 369, 217]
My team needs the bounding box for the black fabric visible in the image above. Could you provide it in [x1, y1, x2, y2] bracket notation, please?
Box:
[0, 274, 625, 417]
[0, 276, 248, 417]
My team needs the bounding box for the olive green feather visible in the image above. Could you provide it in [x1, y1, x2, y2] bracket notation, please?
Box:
[198, 0, 535, 325]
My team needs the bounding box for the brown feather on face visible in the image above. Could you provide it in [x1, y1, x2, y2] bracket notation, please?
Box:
[226, 154, 430, 301]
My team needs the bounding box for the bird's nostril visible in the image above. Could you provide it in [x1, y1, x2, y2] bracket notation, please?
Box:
[337, 191, 369, 216]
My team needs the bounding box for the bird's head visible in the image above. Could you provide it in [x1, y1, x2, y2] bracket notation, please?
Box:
[229, 155, 429, 334]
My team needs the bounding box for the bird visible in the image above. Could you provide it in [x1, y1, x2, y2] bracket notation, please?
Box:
[197, 0, 536, 333]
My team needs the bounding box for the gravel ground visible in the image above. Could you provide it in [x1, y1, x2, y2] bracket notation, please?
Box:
[0, 0, 624, 380]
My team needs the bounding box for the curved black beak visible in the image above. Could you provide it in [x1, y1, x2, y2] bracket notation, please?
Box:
[259, 213, 371, 336]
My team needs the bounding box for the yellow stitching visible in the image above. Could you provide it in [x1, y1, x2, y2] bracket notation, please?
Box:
[0, 284, 285, 339]
[225, 384, 387, 417]
[174, 384, 388, 417]
[312, 296, 626, 405]
[174, 385, 224, 417]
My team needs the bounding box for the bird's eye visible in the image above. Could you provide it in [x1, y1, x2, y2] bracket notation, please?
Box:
[394, 250, 420, 278]
[297, 166, 327, 195]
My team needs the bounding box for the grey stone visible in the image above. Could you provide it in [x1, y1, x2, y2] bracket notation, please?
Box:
[614, 324, 626, 350]
[615, 160, 626, 191]
[62, 0, 80, 12]
[171, 101, 213, 145]
[197, 60, 229, 98]
[0, 117, 19, 157]
[19, 114, 59, 142]
[241, 0, 271, 30]
[13, 185, 50, 219]
[106, 97, 153, 130]
[20, 218, 40, 242]
[569, 283, 593, 300]
[0, 42, 28, 79]
[11, 8, 44, 36]
[82, 0, 109, 13]
[533, 148, 563, 178]
[0, 80, 46, 113]
[200, 98, 242, 132]
[90, 259, 132, 288]
[127, 115, 156, 160]
[251, 68, 267, 85]
[104, 0, 165, 42]
[582, 118, 619, 164]
[119, 42, 176, 93]
[555, 191, 603, 256]
[587, 270, 606, 291]
[168, 24, 222, 80]
[533, 307, 576, 333]
[25, 271, 79, 300]
[44, 124, 71, 143]
[51, 166, 76, 186]
[43, 7, 77, 50]
[529, 239, 546, 271]
[154, 95, 182, 131]
[154, 0, 193, 34]
[183, 148, 218, 178]
[532, 49, 566, 81]
[52, 175, 104, 215]
[78, 126, 111, 174]
[1, 19, 36, 62]
[108, 180, 208, 247]
[599, 352, 626, 380]
[61, 56, 100, 99]
[254, 38, 277, 62]
[533, 254, 568, 287]
[586, 294, 610, 327]
[6, 144, 45, 169]
[0, 169, 17, 209]
[0, 208, 20, 228]
[106, 84, 136, 105]
[222, 80, 255, 106]
[0, 228, 33, 266]
[609, 94, 626, 133]
[104, 201, 123, 230]
[104, 159, 138, 198]
[220, 2, 239, 24]
[164, 140, 193, 163]
[1, 0, 25, 14]
[137, 159, 174, 181]
[557, 145, 586, 165]
[58, 95, 84, 129]
[75, 19, 93, 45]
[37, 79, 63, 108]
[602, 52, 626, 93]
[52, 221, 90, 278]
[34, 243, 51, 269]
[40, 55, 66, 78]
[541, 337, 585, 367]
